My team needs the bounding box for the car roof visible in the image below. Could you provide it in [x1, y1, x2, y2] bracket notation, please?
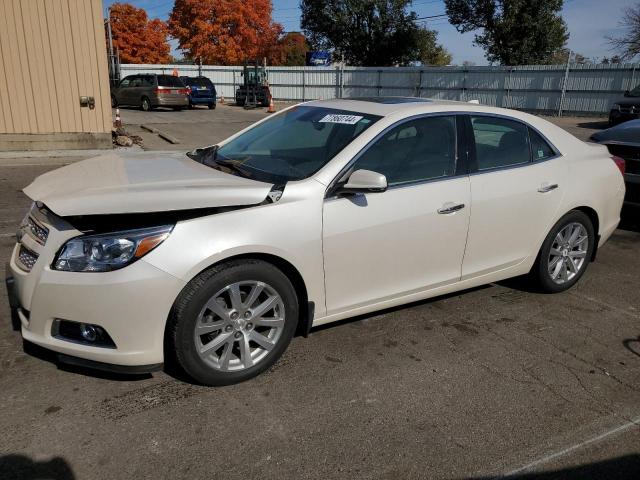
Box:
[303, 97, 499, 117]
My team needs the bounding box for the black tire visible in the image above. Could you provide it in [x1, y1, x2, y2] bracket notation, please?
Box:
[168, 260, 299, 386]
[530, 210, 595, 293]
[111, 95, 118, 108]
[172, 106, 183, 111]
[208, 102, 216, 109]
[141, 96, 152, 111]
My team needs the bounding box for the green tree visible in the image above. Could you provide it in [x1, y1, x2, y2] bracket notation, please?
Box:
[300, 0, 448, 66]
[444, 0, 569, 65]
[416, 28, 452, 66]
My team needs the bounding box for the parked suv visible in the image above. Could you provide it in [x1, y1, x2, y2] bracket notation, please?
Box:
[111, 74, 189, 111]
[609, 85, 640, 126]
[180, 76, 217, 109]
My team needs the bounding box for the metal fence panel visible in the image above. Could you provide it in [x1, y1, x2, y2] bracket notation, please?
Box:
[121, 63, 640, 115]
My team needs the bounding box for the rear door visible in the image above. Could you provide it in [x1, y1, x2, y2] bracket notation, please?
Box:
[461, 115, 567, 279]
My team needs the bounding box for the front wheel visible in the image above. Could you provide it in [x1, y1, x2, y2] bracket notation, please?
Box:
[169, 260, 299, 386]
[530, 210, 595, 293]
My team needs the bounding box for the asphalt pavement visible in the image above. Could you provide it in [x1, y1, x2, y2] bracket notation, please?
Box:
[0, 108, 639, 480]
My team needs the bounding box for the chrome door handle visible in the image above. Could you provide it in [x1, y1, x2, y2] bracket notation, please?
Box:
[538, 183, 558, 193]
[438, 203, 465, 214]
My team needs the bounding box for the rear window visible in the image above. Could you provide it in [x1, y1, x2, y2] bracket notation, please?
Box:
[182, 77, 213, 87]
[157, 75, 185, 87]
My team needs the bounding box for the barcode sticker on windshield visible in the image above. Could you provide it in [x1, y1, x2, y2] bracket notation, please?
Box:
[319, 114, 363, 125]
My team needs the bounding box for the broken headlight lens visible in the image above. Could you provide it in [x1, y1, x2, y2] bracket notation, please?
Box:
[53, 225, 173, 272]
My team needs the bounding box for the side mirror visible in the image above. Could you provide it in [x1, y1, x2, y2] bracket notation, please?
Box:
[337, 169, 387, 195]
[624, 90, 630, 97]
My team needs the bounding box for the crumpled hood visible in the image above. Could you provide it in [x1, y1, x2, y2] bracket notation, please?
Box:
[23, 152, 273, 216]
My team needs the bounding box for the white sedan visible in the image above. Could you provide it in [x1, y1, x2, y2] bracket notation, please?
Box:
[7, 98, 625, 385]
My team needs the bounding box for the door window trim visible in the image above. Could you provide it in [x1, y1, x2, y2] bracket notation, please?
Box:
[463, 113, 561, 176]
[325, 112, 468, 199]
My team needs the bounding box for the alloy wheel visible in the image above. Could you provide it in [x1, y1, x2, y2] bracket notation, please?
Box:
[193, 280, 285, 372]
[548, 222, 589, 284]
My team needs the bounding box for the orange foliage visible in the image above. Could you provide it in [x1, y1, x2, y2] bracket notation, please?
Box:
[108, 2, 171, 64]
[269, 32, 309, 66]
[169, 0, 282, 65]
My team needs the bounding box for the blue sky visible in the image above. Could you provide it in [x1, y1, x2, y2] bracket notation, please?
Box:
[104, 0, 636, 64]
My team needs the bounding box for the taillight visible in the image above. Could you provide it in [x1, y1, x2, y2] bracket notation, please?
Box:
[178, 88, 189, 95]
[612, 155, 625, 175]
[154, 87, 167, 95]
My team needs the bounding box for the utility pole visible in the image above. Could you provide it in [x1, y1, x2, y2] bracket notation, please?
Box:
[106, 6, 116, 86]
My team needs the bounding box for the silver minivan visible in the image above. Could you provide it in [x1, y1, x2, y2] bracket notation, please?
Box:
[111, 74, 189, 111]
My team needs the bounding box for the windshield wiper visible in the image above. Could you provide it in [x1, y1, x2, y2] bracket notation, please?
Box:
[214, 158, 252, 177]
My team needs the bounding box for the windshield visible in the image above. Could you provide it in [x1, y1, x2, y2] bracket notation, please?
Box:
[212, 106, 381, 182]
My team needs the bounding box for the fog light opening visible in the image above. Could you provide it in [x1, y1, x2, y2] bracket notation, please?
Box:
[52, 319, 116, 348]
[80, 324, 98, 342]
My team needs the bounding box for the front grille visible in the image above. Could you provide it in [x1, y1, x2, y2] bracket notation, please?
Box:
[17, 245, 39, 272]
[26, 215, 49, 245]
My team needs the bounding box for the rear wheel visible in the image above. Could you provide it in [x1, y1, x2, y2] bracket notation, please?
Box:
[172, 106, 183, 111]
[141, 96, 152, 111]
[169, 260, 299, 386]
[530, 211, 595, 293]
[208, 102, 216, 109]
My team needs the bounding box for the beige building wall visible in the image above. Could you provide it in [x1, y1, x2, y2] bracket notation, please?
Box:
[0, 0, 111, 142]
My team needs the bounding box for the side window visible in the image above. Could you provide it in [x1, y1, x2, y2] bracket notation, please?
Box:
[142, 76, 154, 87]
[529, 128, 556, 161]
[119, 77, 131, 88]
[352, 116, 457, 186]
[471, 116, 530, 170]
[130, 76, 142, 87]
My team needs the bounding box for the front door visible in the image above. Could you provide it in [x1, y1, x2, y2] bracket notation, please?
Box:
[322, 115, 471, 315]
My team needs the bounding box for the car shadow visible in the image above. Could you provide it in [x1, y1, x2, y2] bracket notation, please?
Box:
[0, 454, 75, 480]
[308, 284, 492, 335]
[460, 455, 640, 480]
[577, 120, 609, 130]
[21, 341, 153, 382]
[623, 335, 640, 358]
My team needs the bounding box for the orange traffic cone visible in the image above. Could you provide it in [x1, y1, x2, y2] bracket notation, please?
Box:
[114, 108, 121, 128]
[267, 96, 276, 113]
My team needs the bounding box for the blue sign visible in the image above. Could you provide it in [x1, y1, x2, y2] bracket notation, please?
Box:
[306, 51, 332, 67]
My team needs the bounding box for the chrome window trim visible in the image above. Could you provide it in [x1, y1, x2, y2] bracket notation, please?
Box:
[325, 112, 465, 199]
[465, 112, 562, 176]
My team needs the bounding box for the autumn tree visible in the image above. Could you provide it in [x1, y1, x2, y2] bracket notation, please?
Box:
[108, 2, 171, 64]
[300, 0, 449, 66]
[444, 0, 569, 65]
[169, 0, 282, 65]
[270, 32, 310, 66]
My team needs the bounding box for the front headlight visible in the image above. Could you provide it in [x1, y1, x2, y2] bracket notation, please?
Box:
[53, 225, 173, 272]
